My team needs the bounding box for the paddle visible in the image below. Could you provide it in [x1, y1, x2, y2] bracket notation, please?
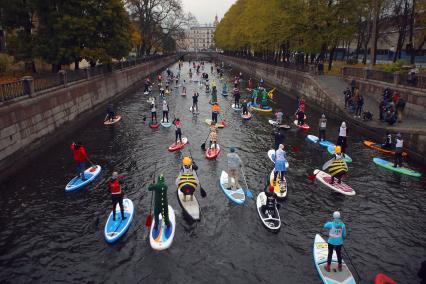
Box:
[307, 170, 319, 182]
[188, 149, 207, 198]
[342, 245, 362, 281]
[240, 167, 253, 199]
[200, 131, 211, 151]
[145, 163, 157, 228]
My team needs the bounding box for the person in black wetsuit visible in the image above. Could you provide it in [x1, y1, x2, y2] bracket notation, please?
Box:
[263, 184, 277, 215]
[296, 109, 305, 126]
[272, 127, 285, 150]
[242, 99, 249, 115]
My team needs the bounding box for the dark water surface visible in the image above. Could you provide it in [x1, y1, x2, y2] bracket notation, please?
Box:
[0, 62, 425, 284]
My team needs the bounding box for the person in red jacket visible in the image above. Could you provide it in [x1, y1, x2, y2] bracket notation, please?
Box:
[70, 142, 88, 181]
[108, 172, 125, 221]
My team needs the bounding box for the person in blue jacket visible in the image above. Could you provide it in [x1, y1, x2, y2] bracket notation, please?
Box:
[324, 211, 347, 272]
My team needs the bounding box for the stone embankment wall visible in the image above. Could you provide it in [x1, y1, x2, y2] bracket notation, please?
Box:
[218, 54, 426, 165]
[0, 56, 177, 179]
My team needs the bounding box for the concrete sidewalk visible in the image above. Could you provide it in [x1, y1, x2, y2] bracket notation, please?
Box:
[315, 75, 426, 134]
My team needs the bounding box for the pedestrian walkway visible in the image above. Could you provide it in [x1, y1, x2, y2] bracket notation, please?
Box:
[314, 75, 426, 134]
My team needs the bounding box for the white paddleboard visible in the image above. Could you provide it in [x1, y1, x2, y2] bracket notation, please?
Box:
[219, 171, 245, 205]
[313, 169, 355, 196]
[313, 234, 356, 284]
[177, 188, 200, 221]
[256, 192, 281, 232]
[65, 165, 102, 192]
[149, 205, 176, 251]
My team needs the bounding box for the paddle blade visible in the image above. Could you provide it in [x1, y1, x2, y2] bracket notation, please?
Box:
[292, 146, 300, 153]
[200, 187, 207, 198]
[245, 189, 253, 199]
[307, 175, 316, 182]
[145, 214, 152, 227]
[221, 120, 226, 127]
[201, 143, 206, 151]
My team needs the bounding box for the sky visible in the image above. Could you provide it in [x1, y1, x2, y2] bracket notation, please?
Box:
[181, 0, 236, 25]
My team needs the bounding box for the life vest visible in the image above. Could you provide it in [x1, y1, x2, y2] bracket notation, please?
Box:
[329, 223, 343, 238]
[327, 160, 348, 177]
[212, 105, 220, 113]
[177, 173, 198, 194]
[71, 144, 87, 162]
[109, 179, 121, 194]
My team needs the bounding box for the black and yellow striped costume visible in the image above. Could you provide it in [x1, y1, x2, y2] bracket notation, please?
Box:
[327, 160, 348, 177]
[177, 173, 198, 195]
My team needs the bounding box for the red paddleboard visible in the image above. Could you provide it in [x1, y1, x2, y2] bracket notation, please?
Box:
[149, 123, 159, 129]
[374, 273, 397, 284]
[293, 120, 310, 130]
[206, 144, 221, 160]
[168, 137, 188, 152]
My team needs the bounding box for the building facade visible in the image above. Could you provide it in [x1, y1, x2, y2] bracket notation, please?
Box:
[177, 15, 219, 52]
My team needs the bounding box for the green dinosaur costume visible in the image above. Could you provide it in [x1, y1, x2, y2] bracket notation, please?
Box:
[251, 89, 258, 105]
[148, 175, 170, 228]
[261, 89, 268, 107]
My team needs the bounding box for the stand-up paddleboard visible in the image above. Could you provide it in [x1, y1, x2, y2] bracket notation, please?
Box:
[306, 135, 334, 148]
[219, 171, 245, 205]
[222, 90, 228, 96]
[189, 106, 199, 115]
[241, 112, 252, 120]
[313, 234, 356, 284]
[104, 198, 134, 243]
[177, 187, 200, 221]
[374, 273, 397, 284]
[267, 149, 290, 169]
[147, 97, 155, 104]
[363, 140, 408, 156]
[65, 165, 102, 192]
[149, 205, 176, 251]
[313, 169, 356, 196]
[168, 137, 188, 152]
[206, 144, 221, 160]
[181, 92, 186, 96]
[293, 120, 310, 130]
[256, 192, 281, 232]
[104, 115, 122, 125]
[205, 118, 225, 128]
[160, 119, 172, 128]
[373, 157, 421, 177]
[269, 169, 287, 199]
[248, 102, 272, 113]
[231, 103, 242, 111]
[149, 123, 159, 129]
[327, 146, 353, 163]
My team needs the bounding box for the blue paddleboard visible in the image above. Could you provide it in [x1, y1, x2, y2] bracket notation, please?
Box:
[219, 171, 245, 205]
[65, 165, 102, 192]
[104, 198, 134, 243]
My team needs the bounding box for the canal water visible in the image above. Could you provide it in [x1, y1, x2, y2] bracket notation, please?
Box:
[0, 61, 425, 283]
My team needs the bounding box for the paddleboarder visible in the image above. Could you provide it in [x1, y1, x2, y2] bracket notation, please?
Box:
[394, 133, 403, 168]
[296, 108, 305, 126]
[272, 144, 287, 186]
[173, 118, 183, 144]
[318, 114, 327, 141]
[251, 89, 258, 105]
[324, 146, 348, 184]
[70, 142, 88, 181]
[209, 122, 218, 149]
[323, 211, 347, 272]
[192, 92, 199, 113]
[272, 127, 285, 150]
[106, 103, 115, 122]
[150, 103, 157, 125]
[263, 184, 277, 215]
[176, 157, 199, 202]
[275, 110, 283, 125]
[260, 89, 270, 109]
[108, 172, 126, 221]
[148, 174, 171, 230]
[212, 103, 220, 124]
[242, 99, 249, 115]
[336, 122, 348, 154]
[162, 100, 169, 123]
[227, 148, 243, 190]
[233, 87, 241, 109]
[382, 133, 392, 149]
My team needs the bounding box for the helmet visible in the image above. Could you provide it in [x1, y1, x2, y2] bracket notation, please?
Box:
[112, 172, 118, 179]
[335, 146, 342, 154]
[333, 211, 341, 219]
[230, 147, 235, 153]
[182, 157, 192, 166]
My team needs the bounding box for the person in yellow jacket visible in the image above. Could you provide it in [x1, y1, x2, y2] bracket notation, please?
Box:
[176, 157, 199, 201]
[212, 103, 220, 123]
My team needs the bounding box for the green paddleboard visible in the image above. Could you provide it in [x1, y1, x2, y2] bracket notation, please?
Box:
[373, 158, 422, 177]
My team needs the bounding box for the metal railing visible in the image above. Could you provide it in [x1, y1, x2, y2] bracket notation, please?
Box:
[342, 66, 426, 90]
[0, 54, 170, 103]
